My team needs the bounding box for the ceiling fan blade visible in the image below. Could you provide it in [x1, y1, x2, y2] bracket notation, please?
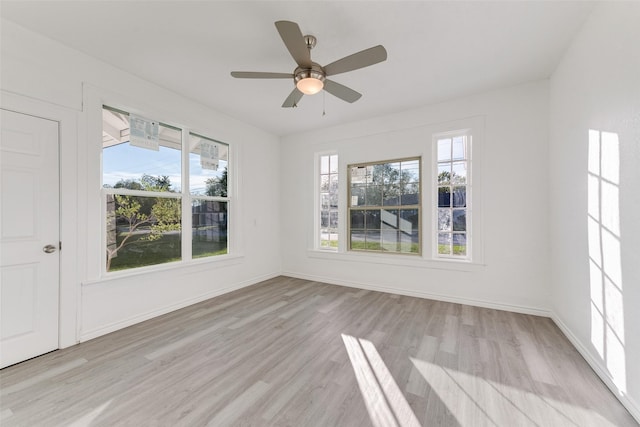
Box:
[231, 71, 293, 79]
[324, 45, 387, 76]
[282, 88, 304, 108]
[275, 21, 312, 68]
[324, 80, 362, 103]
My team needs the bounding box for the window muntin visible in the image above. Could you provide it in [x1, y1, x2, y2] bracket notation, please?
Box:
[102, 106, 230, 272]
[348, 158, 420, 254]
[436, 134, 469, 258]
[319, 154, 338, 250]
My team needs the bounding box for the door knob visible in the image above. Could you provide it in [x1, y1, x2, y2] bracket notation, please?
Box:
[43, 244, 57, 254]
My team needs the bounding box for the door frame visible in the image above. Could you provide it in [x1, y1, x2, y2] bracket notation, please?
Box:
[1, 91, 80, 348]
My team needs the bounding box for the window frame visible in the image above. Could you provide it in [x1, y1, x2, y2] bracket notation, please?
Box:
[100, 104, 232, 275]
[347, 156, 422, 255]
[432, 129, 472, 261]
[317, 153, 339, 251]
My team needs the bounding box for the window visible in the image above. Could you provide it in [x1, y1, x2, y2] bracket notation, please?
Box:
[102, 106, 229, 272]
[436, 133, 469, 258]
[348, 158, 420, 254]
[319, 154, 339, 250]
[189, 133, 229, 259]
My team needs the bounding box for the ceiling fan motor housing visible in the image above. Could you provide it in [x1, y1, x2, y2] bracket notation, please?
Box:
[294, 62, 326, 85]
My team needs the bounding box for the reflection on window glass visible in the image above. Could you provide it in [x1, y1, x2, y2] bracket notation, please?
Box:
[436, 133, 468, 258]
[348, 158, 420, 254]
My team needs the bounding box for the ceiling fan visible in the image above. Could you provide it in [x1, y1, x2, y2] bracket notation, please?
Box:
[231, 20, 387, 108]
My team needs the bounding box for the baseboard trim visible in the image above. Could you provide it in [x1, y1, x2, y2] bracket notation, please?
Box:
[80, 272, 280, 342]
[551, 313, 640, 423]
[282, 271, 551, 317]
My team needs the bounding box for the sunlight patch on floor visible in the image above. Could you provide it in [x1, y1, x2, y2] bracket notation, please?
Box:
[410, 357, 620, 427]
[342, 334, 421, 427]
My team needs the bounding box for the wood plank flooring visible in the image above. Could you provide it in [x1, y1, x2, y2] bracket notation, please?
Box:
[1, 276, 636, 426]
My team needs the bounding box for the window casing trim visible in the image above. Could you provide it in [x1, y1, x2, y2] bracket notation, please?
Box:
[96, 99, 233, 277]
[432, 129, 471, 261]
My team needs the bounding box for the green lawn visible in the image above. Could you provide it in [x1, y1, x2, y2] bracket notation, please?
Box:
[109, 231, 227, 271]
[350, 240, 420, 253]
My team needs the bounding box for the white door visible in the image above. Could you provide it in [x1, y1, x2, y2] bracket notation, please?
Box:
[0, 109, 60, 368]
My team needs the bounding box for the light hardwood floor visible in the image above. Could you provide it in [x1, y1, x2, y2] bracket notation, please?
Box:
[1, 276, 636, 426]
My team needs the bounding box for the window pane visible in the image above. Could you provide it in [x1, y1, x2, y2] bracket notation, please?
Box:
[192, 200, 228, 259]
[400, 209, 419, 232]
[438, 164, 451, 185]
[365, 230, 381, 250]
[384, 162, 401, 184]
[350, 210, 365, 229]
[106, 194, 181, 271]
[438, 233, 451, 255]
[452, 136, 466, 160]
[381, 229, 399, 252]
[453, 233, 467, 256]
[321, 175, 330, 192]
[401, 160, 420, 183]
[437, 138, 452, 162]
[350, 229, 365, 250]
[365, 209, 381, 229]
[329, 211, 338, 228]
[321, 193, 330, 210]
[330, 192, 338, 209]
[453, 209, 466, 231]
[189, 134, 229, 196]
[350, 166, 367, 184]
[452, 162, 467, 184]
[438, 187, 451, 208]
[329, 155, 338, 173]
[330, 174, 338, 193]
[321, 155, 329, 174]
[438, 209, 451, 231]
[381, 209, 399, 229]
[365, 185, 382, 206]
[401, 182, 420, 205]
[400, 231, 419, 254]
[351, 184, 366, 206]
[383, 185, 401, 206]
[321, 210, 329, 228]
[452, 186, 466, 207]
[370, 164, 386, 185]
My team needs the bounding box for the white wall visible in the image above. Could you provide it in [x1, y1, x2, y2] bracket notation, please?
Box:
[1, 20, 282, 342]
[549, 2, 640, 420]
[280, 80, 551, 314]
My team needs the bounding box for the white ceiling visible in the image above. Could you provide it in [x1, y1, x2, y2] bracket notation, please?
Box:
[1, 1, 595, 136]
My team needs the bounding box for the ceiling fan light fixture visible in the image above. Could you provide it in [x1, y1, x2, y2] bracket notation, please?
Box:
[294, 65, 326, 95]
[296, 77, 324, 95]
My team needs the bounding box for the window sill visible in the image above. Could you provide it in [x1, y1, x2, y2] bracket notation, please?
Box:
[84, 254, 245, 286]
[307, 249, 485, 272]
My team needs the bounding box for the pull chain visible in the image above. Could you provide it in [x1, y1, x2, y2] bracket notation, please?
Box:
[322, 90, 326, 117]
